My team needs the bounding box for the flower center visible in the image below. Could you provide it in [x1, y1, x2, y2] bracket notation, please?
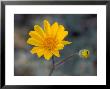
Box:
[43, 37, 58, 51]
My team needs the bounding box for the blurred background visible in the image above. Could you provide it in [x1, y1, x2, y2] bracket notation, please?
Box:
[14, 14, 97, 76]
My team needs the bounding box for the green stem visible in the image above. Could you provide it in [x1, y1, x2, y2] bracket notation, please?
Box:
[48, 53, 77, 75]
[49, 56, 55, 76]
[55, 53, 76, 69]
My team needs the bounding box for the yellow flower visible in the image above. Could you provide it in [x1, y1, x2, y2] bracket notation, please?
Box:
[79, 49, 90, 59]
[27, 20, 72, 60]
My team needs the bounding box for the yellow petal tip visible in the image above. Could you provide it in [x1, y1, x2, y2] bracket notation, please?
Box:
[27, 38, 30, 44]
[68, 42, 72, 44]
[44, 19, 49, 23]
[30, 50, 34, 54]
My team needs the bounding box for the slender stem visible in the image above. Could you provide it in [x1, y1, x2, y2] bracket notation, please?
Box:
[49, 53, 77, 75]
[49, 56, 55, 76]
[55, 53, 76, 69]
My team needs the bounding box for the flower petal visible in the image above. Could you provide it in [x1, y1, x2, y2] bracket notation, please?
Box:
[62, 41, 72, 45]
[56, 25, 68, 41]
[57, 44, 64, 50]
[31, 47, 38, 54]
[60, 31, 68, 40]
[27, 38, 42, 46]
[34, 25, 45, 37]
[31, 47, 44, 57]
[44, 20, 51, 35]
[52, 50, 60, 57]
[51, 22, 58, 37]
[44, 50, 52, 60]
[29, 31, 43, 41]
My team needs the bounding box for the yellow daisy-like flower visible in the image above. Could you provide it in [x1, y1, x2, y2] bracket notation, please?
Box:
[27, 20, 72, 60]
